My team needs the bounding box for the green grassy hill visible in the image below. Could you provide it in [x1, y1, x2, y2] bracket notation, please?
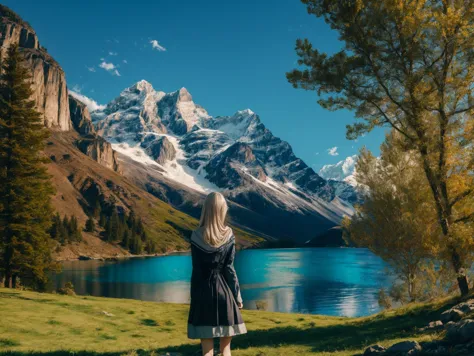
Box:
[0, 288, 465, 356]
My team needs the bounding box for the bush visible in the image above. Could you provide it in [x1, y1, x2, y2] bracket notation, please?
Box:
[57, 282, 75, 296]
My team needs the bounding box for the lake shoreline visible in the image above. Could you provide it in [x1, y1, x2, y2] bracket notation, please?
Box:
[55, 245, 358, 262]
[54, 247, 387, 317]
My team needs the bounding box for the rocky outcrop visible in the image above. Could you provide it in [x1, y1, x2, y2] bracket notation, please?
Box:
[140, 135, 176, 164]
[0, 5, 70, 131]
[69, 95, 96, 135]
[76, 135, 121, 173]
[158, 87, 209, 135]
[204, 142, 267, 189]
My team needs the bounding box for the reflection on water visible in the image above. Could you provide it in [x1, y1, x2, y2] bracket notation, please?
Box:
[54, 248, 390, 317]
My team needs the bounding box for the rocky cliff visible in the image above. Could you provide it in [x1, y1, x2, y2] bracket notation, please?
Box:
[69, 95, 96, 135]
[69, 95, 121, 173]
[0, 5, 70, 131]
[76, 135, 122, 174]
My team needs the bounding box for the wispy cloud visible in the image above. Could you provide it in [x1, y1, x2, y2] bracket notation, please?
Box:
[99, 61, 120, 76]
[150, 39, 166, 51]
[86, 66, 96, 72]
[327, 147, 339, 156]
[109, 51, 118, 56]
[123, 59, 128, 64]
[69, 90, 106, 112]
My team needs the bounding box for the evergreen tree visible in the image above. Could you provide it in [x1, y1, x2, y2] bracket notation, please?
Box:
[104, 218, 112, 242]
[130, 234, 142, 254]
[127, 210, 136, 229]
[109, 209, 120, 242]
[61, 216, 70, 244]
[121, 228, 130, 249]
[99, 211, 107, 228]
[92, 199, 101, 219]
[85, 217, 95, 233]
[50, 213, 62, 240]
[0, 45, 57, 289]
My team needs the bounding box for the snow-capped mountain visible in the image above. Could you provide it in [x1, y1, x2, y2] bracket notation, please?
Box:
[91, 80, 355, 241]
[319, 155, 360, 204]
[319, 155, 357, 183]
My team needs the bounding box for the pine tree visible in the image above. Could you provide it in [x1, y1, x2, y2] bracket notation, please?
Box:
[109, 209, 120, 242]
[127, 210, 135, 229]
[85, 217, 95, 233]
[93, 199, 101, 219]
[61, 216, 70, 244]
[99, 211, 107, 228]
[0, 45, 58, 289]
[50, 213, 62, 240]
[121, 228, 130, 249]
[104, 218, 112, 242]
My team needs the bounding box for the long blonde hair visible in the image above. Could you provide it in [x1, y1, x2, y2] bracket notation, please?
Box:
[199, 192, 232, 247]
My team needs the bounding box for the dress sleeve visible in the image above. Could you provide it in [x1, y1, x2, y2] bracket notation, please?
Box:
[223, 242, 243, 304]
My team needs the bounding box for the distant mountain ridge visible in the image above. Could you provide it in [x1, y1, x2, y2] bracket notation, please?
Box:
[91, 80, 357, 242]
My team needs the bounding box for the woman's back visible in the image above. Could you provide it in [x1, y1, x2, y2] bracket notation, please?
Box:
[187, 192, 246, 356]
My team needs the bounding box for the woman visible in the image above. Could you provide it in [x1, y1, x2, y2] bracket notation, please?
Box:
[188, 192, 247, 356]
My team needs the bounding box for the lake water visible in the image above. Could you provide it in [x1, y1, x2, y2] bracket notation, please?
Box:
[54, 248, 390, 317]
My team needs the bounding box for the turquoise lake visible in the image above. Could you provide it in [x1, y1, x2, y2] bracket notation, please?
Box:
[54, 248, 390, 317]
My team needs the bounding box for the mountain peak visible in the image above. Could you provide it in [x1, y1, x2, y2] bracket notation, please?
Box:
[237, 109, 254, 116]
[319, 155, 358, 181]
[131, 80, 154, 93]
[177, 87, 192, 102]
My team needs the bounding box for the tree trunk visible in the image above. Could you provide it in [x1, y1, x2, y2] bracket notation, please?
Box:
[457, 275, 470, 296]
[418, 148, 469, 296]
[11, 275, 17, 289]
[4, 273, 11, 288]
[451, 248, 470, 296]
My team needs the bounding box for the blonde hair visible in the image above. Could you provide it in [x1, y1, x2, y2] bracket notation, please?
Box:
[199, 192, 232, 247]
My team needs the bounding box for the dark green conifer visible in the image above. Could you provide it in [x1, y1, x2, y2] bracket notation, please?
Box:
[0, 45, 58, 289]
[85, 217, 95, 233]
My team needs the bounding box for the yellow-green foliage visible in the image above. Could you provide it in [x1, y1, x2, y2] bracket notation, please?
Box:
[288, 0, 474, 295]
[343, 133, 442, 302]
[0, 288, 461, 356]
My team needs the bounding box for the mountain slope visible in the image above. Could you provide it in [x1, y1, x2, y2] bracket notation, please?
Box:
[0, 5, 263, 259]
[92, 81, 354, 242]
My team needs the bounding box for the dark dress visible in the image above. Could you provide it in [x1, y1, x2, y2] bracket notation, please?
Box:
[187, 228, 247, 339]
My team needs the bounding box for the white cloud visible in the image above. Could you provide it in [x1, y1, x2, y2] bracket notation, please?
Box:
[150, 39, 166, 51]
[123, 59, 128, 64]
[69, 90, 106, 112]
[314, 152, 319, 156]
[109, 51, 118, 56]
[86, 66, 96, 72]
[327, 147, 339, 156]
[99, 61, 121, 76]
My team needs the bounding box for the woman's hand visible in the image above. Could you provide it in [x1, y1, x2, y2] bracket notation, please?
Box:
[238, 302, 243, 309]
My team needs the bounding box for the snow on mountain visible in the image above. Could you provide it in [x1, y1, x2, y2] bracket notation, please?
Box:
[92, 80, 356, 241]
[319, 155, 357, 182]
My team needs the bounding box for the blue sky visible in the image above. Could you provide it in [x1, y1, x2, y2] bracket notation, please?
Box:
[7, 0, 386, 170]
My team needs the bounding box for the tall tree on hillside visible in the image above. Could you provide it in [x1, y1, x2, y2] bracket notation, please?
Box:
[288, 0, 474, 295]
[0, 45, 57, 289]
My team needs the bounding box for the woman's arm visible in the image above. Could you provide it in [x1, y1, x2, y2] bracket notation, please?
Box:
[223, 242, 243, 305]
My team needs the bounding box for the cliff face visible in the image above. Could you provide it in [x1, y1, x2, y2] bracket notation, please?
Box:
[76, 135, 122, 174]
[69, 95, 121, 173]
[69, 95, 96, 135]
[0, 6, 70, 131]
